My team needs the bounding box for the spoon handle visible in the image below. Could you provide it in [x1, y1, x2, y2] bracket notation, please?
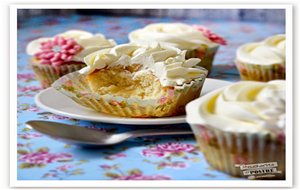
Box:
[128, 128, 193, 138]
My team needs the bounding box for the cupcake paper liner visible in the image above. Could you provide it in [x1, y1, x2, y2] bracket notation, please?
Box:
[31, 61, 86, 88]
[190, 124, 285, 179]
[52, 71, 207, 118]
[235, 60, 285, 82]
[186, 45, 219, 74]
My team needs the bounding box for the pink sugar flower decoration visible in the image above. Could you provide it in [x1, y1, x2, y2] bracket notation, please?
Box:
[35, 36, 82, 66]
[192, 25, 227, 45]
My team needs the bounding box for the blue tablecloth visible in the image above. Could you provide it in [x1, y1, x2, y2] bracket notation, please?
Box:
[17, 15, 285, 180]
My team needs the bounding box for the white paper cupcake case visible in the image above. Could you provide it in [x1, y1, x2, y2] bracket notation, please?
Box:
[190, 124, 285, 179]
[52, 71, 207, 117]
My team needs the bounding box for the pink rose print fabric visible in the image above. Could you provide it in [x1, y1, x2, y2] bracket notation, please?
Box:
[17, 13, 284, 180]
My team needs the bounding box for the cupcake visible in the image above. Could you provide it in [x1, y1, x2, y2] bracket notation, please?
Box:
[186, 80, 285, 179]
[52, 43, 208, 118]
[26, 30, 117, 88]
[128, 23, 226, 73]
[235, 34, 285, 81]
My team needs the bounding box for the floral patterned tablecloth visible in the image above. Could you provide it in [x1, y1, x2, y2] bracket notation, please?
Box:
[17, 14, 285, 180]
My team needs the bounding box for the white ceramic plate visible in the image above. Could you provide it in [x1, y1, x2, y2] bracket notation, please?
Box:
[35, 78, 232, 125]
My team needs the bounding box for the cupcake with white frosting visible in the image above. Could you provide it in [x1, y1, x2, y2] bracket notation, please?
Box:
[235, 34, 285, 81]
[52, 43, 208, 117]
[129, 23, 226, 73]
[186, 80, 285, 179]
[26, 30, 116, 88]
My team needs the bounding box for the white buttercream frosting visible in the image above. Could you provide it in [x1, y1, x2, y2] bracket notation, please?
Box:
[236, 34, 285, 65]
[129, 23, 218, 50]
[26, 30, 117, 62]
[79, 43, 207, 87]
[186, 80, 285, 134]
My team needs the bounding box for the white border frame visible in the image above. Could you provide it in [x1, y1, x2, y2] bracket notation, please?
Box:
[10, 4, 293, 188]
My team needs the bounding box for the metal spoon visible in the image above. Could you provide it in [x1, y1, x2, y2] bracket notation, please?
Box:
[26, 120, 193, 147]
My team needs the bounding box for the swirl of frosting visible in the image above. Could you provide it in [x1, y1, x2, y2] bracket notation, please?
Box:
[26, 30, 117, 63]
[186, 80, 285, 134]
[129, 23, 219, 50]
[236, 34, 285, 65]
[80, 44, 139, 74]
[80, 43, 207, 87]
